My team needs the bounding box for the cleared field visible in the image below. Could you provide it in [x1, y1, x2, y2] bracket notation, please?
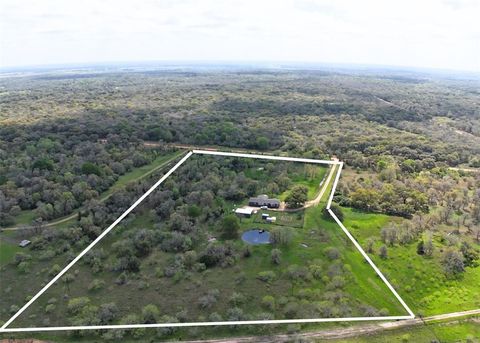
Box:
[343, 207, 480, 316]
[0, 239, 21, 268]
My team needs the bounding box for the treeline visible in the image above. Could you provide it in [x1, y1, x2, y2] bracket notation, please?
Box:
[1, 69, 479, 222]
[0, 122, 170, 226]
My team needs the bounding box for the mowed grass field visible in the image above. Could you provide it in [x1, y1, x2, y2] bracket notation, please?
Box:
[342, 207, 480, 316]
[0, 234, 21, 268]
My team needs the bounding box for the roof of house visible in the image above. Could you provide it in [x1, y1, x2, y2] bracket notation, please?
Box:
[249, 196, 280, 204]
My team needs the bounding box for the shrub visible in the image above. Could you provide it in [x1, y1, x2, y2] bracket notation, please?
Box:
[379, 245, 388, 259]
[287, 264, 311, 282]
[160, 232, 193, 253]
[257, 270, 276, 283]
[198, 243, 234, 268]
[88, 279, 105, 292]
[38, 249, 56, 261]
[221, 214, 240, 239]
[324, 247, 340, 260]
[184, 250, 197, 268]
[142, 304, 160, 324]
[284, 302, 299, 318]
[227, 307, 245, 321]
[67, 297, 90, 314]
[48, 264, 62, 276]
[229, 292, 245, 306]
[198, 289, 220, 309]
[81, 162, 102, 176]
[271, 248, 282, 265]
[327, 276, 346, 290]
[98, 303, 118, 324]
[285, 186, 308, 208]
[261, 295, 275, 311]
[209, 312, 223, 322]
[156, 315, 178, 337]
[441, 249, 465, 277]
[120, 313, 145, 338]
[366, 237, 376, 253]
[309, 264, 323, 279]
[329, 202, 344, 221]
[115, 272, 128, 285]
[45, 304, 56, 314]
[14, 252, 31, 265]
[17, 261, 30, 273]
[269, 227, 293, 246]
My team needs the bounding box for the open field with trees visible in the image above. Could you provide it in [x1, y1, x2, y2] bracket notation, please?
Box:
[4, 157, 408, 335]
[1, 67, 479, 341]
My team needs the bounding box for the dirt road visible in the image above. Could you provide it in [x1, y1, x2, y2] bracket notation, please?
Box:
[449, 167, 480, 173]
[305, 159, 338, 207]
[274, 162, 337, 212]
[1, 153, 183, 232]
[181, 309, 480, 343]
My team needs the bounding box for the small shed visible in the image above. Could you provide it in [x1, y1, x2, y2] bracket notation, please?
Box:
[266, 216, 277, 223]
[261, 213, 269, 219]
[235, 207, 254, 218]
[19, 240, 31, 248]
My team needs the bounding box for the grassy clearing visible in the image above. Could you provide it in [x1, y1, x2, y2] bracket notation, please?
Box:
[279, 165, 327, 201]
[99, 151, 184, 199]
[342, 207, 480, 316]
[0, 239, 21, 268]
[10, 210, 37, 226]
[244, 163, 327, 202]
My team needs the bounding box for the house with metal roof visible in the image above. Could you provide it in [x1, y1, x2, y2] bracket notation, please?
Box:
[248, 194, 280, 208]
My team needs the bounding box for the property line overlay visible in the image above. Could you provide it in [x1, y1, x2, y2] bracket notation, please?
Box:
[0, 151, 193, 331]
[0, 150, 414, 333]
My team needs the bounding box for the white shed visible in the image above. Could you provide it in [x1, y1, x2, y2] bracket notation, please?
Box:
[235, 207, 254, 217]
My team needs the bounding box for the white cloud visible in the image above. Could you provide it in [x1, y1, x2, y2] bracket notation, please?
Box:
[0, 0, 478, 71]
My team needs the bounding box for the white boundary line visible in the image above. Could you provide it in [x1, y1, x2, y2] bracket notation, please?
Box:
[0, 316, 414, 333]
[193, 150, 337, 165]
[0, 149, 414, 333]
[0, 151, 193, 331]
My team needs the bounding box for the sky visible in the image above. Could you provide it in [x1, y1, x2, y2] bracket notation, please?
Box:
[0, 0, 479, 72]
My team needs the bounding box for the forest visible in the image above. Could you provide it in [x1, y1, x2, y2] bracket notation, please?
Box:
[0, 67, 479, 341]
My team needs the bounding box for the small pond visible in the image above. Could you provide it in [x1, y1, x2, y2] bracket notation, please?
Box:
[242, 229, 270, 245]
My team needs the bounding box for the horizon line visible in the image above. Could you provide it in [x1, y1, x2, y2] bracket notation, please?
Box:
[1, 60, 479, 76]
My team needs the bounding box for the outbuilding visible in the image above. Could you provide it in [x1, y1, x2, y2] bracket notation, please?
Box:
[19, 240, 31, 248]
[235, 207, 254, 218]
[266, 216, 277, 223]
